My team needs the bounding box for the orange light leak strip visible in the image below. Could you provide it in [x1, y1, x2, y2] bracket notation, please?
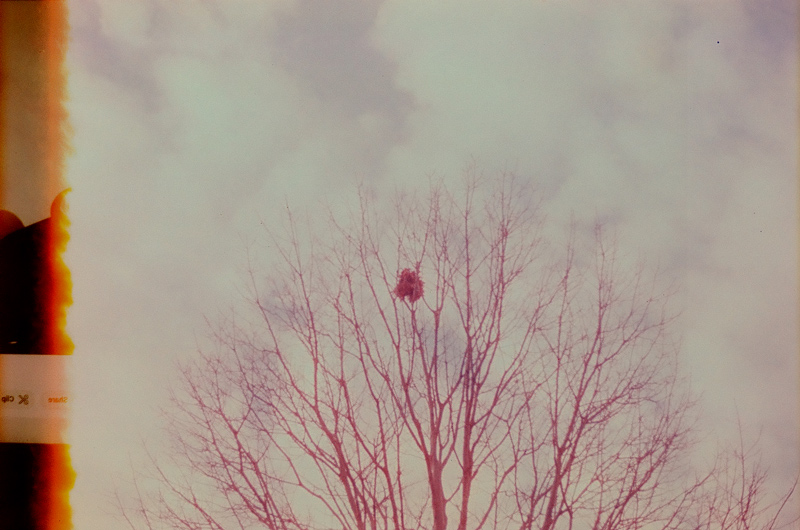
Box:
[0, 1, 73, 529]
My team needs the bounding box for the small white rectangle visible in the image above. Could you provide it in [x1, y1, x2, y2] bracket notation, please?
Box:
[0, 354, 71, 443]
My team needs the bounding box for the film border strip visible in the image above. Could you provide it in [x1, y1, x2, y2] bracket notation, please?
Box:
[0, 2, 73, 529]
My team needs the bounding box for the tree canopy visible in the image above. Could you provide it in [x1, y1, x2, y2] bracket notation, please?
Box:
[120, 176, 797, 530]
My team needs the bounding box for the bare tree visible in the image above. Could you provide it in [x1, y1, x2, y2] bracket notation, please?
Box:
[119, 175, 797, 530]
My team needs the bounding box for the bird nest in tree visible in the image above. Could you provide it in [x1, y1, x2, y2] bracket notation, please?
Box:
[394, 268, 424, 302]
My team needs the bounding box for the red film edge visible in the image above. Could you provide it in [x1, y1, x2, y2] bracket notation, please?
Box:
[0, 2, 74, 529]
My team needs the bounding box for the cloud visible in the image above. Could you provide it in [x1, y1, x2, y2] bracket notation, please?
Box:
[271, 0, 412, 117]
[372, 2, 693, 213]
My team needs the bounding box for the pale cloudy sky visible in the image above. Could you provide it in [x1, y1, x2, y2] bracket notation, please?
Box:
[63, 1, 798, 528]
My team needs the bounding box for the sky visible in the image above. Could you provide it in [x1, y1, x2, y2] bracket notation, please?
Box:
[59, 1, 799, 528]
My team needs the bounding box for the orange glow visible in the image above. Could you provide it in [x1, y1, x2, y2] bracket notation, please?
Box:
[0, 1, 73, 529]
[0, 0, 70, 213]
[46, 189, 74, 359]
[35, 444, 75, 530]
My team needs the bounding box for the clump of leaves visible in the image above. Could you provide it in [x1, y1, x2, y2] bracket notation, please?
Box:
[394, 268, 424, 302]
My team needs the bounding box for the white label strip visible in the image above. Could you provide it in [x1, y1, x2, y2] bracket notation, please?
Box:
[0, 354, 70, 443]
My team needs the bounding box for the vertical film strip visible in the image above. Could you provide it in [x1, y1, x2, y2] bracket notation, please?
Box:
[0, 1, 73, 529]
